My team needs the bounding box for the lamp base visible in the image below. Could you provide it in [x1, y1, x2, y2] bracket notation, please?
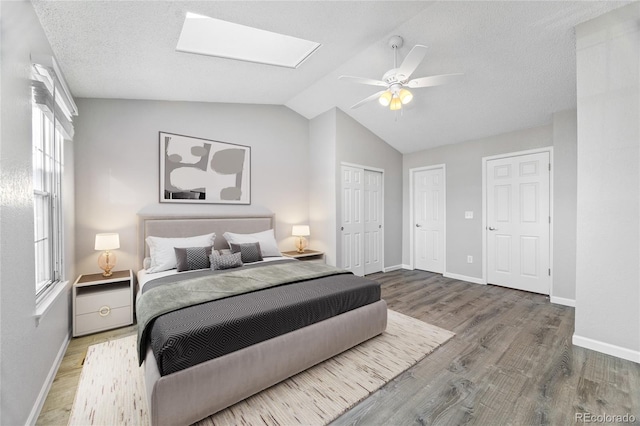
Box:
[295, 237, 307, 253]
[98, 251, 117, 278]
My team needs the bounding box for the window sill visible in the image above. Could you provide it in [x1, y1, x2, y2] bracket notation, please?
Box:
[35, 280, 70, 326]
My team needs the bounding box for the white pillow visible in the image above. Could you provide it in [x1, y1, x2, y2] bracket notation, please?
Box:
[146, 233, 215, 273]
[223, 229, 281, 257]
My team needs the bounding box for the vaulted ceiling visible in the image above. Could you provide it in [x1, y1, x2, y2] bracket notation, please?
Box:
[32, 1, 631, 153]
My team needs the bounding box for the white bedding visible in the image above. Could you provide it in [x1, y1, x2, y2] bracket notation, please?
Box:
[136, 256, 291, 293]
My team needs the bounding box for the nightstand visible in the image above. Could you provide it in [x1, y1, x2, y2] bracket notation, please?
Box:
[73, 270, 134, 337]
[282, 250, 325, 264]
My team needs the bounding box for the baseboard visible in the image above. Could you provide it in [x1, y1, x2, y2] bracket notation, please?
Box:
[550, 296, 575, 307]
[383, 264, 403, 272]
[27, 331, 71, 425]
[572, 334, 640, 364]
[401, 264, 413, 270]
[443, 272, 486, 285]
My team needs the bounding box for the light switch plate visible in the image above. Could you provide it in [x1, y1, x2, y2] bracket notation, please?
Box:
[465, 211, 473, 219]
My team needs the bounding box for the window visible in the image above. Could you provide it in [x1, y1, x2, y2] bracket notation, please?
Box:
[33, 107, 64, 298]
[31, 55, 77, 300]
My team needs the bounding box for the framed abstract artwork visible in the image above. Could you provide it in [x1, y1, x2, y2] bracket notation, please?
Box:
[159, 132, 251, 204]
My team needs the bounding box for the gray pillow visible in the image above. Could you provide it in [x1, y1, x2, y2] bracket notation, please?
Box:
[210, 251, 243, 270]
[230, 242, 263, 263]
[174, 246, 213, 272]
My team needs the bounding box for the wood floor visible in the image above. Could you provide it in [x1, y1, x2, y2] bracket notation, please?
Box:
[334, 270, 640, 425]
[37, 270, 640, 425]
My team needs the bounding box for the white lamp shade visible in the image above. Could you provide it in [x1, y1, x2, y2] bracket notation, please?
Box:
[291, 225, 310, 237]
[389, 96, 402, 111]
[378, 90, 393, 106]
[399, 88, 413, 104]
[95, 233, 120, 251]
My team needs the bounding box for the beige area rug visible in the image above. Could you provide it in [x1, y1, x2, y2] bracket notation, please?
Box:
[68, 310, 454, 426]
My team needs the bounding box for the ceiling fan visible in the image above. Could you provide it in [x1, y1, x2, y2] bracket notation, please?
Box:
[339, 35, 463, 111]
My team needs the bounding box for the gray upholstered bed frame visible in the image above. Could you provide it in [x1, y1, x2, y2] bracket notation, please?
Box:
[137, 213, 388, 426]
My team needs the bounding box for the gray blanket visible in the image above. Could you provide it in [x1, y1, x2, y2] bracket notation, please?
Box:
[137, 261, 351, 364]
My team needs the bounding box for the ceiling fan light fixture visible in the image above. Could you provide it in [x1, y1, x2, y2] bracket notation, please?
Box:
[389, 96, 402, 111]
[341, 35, 462, 113]
[379, 90, 392, 106]
[399, 88, 413, 104]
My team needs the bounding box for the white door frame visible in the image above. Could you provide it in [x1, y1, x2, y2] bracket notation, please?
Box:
[409, 164, 446, 272]
[482, 147, 554, 291]
[340, 162, 385, 273]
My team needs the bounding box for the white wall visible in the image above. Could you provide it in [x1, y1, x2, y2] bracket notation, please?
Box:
[335, 109, 403, 269]
[402, 125, 553, 280]
[552, 109, 577, 304]
[0, 2, 74, 424]
[309, 109, 337, 265]
[574, 3, 640, 363]
[74, 99, 310, 275]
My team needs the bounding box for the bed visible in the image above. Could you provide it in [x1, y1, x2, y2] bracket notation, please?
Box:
[137, 213, 388, 426]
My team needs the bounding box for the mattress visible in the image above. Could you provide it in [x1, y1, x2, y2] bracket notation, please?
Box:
[141, 261, 381, 376]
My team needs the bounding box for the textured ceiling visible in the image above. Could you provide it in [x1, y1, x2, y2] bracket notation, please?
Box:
[32, 1, 632, 153]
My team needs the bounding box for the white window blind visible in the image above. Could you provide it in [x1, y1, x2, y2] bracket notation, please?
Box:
[31, 54, 77, 139]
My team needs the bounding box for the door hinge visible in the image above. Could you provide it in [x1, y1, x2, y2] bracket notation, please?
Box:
[548, 268, 551, 276]
[549, 216, 551, 224]
[548, 163, 551, 171]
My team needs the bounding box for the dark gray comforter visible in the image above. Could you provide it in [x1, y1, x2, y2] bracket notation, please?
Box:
[138, 260, 381, 376]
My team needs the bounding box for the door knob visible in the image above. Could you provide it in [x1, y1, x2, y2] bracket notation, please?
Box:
[488, 226, 498, 231]
[415, 224, 422, 228]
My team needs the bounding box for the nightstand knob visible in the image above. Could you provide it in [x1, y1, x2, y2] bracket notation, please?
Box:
[98, 306, 111, 317]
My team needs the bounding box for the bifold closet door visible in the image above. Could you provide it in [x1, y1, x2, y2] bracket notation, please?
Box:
[363, 170, 383, 275]
[341, 165, 383, 276]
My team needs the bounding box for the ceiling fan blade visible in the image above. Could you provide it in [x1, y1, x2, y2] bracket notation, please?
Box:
[350, 90, 387, 109]
[406, 73, 464, 89]
[339, 75, 387, 87]
[395, 45, 427, 81]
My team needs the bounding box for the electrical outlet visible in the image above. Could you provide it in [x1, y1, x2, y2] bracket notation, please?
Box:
[465, 211, 474, 219]
[467, 255, 473, 264]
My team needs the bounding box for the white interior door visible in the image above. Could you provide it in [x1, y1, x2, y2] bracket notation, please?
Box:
[341, 165, 364, 276]
[413, 167, 445, 274]
[364, 170, 383, 275]
[486, 151, 550, 294]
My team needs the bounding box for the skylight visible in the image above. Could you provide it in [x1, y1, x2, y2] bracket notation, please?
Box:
[176, 12, 321, 69]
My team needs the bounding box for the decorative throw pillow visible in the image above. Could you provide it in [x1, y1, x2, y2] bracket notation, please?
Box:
[230, 242, 263, 263]
[223, 229, 281, 257]
[210, 251, 243, 270]
[174, 246, 213, 272]
[146, 232, 216, 273]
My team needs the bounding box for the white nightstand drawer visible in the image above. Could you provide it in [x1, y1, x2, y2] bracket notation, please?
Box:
[75, 283, 131, 315]
[75, 306, 131, 336]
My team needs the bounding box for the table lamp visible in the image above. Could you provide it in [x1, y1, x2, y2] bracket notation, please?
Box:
[95, 233, 120, 277]
[292, 225, 310, 253]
